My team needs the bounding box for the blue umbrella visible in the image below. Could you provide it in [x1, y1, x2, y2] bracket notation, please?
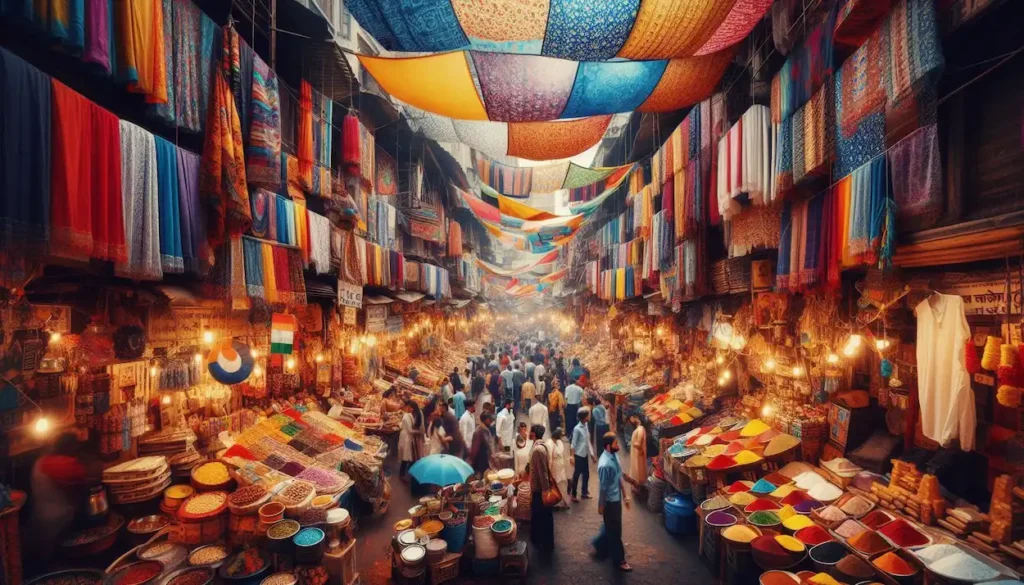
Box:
[408, 454, 475, 486]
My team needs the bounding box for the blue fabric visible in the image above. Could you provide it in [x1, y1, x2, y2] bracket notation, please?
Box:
[598, 450, 622, 507]
[242, 237, 264, 298]
[868, 156, 889, 248]
[344, 0, 468, 52]
[833, 72, 885, 180]
[560, 60, 667, 118]
[275, 195, 288, 244]
[154, 136, 183, 272]
[776, 202, 792, 284]
[542, 0, 641, 61]
[453, 391, 466, 420]
[591, 404, 607, 426]
[571, 422, 591, 457]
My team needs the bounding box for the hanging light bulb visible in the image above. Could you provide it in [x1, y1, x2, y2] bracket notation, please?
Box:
[194, 353, 204, 363]
[656, 326, 665, 337]
[150, 365, 159, 377]
[764, 356, 776, 371]
[827, 352, 840, 364]
[730, 335, 745, 350]
[875, 338, 891, 351]
[715, 355, 725, 365]
[717, 376, 726, 387]
[161, 394, 172, 405]
[792, 365, 804, 377]
[203, 330, 215, 344]
[762, 405, 773, 417]
[843, 343, 856, 357]
[722, 369, 732, 381]
[848, 334, 862, 348]
[251, 349, 259, 359]
[315, 353, 324, 363]
[49, 331, 61, 344]
[367, 335, 377, 347]
[253, 364, 263, 376]
[286, 358, 296, 370]
[35, 416, 50, 434]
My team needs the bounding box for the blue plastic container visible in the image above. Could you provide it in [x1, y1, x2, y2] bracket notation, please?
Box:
[664, 494, 696, 535]
[441, 520, 469, 553]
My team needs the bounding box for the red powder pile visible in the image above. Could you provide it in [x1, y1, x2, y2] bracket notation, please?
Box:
[727, 481, 752, 493]
[848, 530, 890, 555]
[719, 430, 742, 442]
[794, 525, 834, 546]
[762, 472, 792, 486]
[760, 571, 799, 585]
[878, 518, 929, 547]
[781, 490, 812, 506]
[752, 534, 788, 556]
[707, 454, 738, 470]
[745, 498, 782, 512]
[860, 509, 894, 529]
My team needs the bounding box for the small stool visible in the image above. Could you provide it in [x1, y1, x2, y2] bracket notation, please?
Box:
[499, 540, 529, 577]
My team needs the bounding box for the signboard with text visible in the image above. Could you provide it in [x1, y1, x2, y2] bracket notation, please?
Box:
[365, 305, 387, 333]
[337, 281, 363, 309]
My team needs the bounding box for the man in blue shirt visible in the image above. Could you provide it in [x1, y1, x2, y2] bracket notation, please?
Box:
[453, 386, 466, 421]
[511, 364, 526, 413]
[591, 397, 609, 444]
[594, 432, 631, 572]
[499, 365, 515, 406]
[569, 409, 594, 502]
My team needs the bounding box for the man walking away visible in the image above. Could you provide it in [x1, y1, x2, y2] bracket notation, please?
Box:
[569, 409, 595, 502]
[511, 364, 525, 413]
[495, 399, 516, 452]
[594, 432, 632, 572]
[469, 412, 495, 479]
[564, 378, 584, 436]
[529, 424, 556, 559]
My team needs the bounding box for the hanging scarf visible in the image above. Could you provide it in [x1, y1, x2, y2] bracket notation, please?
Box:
[246, 55, 282, 188]
[117, 120, 162, 280]
[249, 188, 273, 239]
[176, 147, 206, 273]
[201, 61, 250, 248]
[154, 136, 183, 273]
[261, 241, 278, 303]
[297, 80, 314, 185]
[307, 210, 331, 274]
[242, 236, 264, 299]
[117, 0, 168, 104]
[342, 114, 360, 168]
[294, 200, 310, 265]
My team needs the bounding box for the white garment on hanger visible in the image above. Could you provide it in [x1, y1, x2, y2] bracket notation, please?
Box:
[915, 294, 975, 451]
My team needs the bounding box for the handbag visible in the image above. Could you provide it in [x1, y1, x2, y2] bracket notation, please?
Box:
[538, 444, 562, 507]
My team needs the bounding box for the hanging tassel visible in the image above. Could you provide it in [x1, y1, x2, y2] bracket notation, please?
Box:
[997, 385, 1022, 408]
[880, 358, 893, 378]
[878, 198, 897, 268]
[982, 336, 1003, 371]
[965, 340, 981, 375]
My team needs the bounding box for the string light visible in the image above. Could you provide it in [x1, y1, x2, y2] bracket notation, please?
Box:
[875, 338, 891, 351]
[253, 365, 262, 376]
[286, 358, 296, 370]
[251, 349, 259, 359]
[49, 332, 61, 344]
[194, 353, 204, 363]
[792, 365, 804, 378]
[722, 369, 732, 381]
[717, 376, 726, 386]
[315, 353, 324, 363]
[656, 326, 665, 336]
[161, 394, 172, 405]
[848, 334, 862, 348]
[150, 365, 159, 377]
[203, 330, 215, 344]
[843, 344, 856, 357]
[715, 355, 725, 365]
[35, 416, 50, 435]
[764, 356, 776, 371]
[827, 353, 839, 364]
[762, 405, 773, 417]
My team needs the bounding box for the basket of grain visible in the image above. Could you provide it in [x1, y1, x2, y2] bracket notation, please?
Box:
[191, 461, 235, 493]
[273, 481, 316, 518]
[227, 485, 270, 516]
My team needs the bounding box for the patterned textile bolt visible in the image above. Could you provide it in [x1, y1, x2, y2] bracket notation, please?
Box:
[639, 49, 735, 112]
[343, 0, 468, 52]
[201, 68, 250, 248]
[542, 0, 641, 61]
[471, 52, 577, 122]
[507, 116, 611, 161]
[246, 56, 282, 189]
[696, 0, 774, 55]
[618, 0, 737, 59]
[375, 147, 398, 196]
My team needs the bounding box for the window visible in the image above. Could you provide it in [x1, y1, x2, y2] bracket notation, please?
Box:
[336, 3, 352, 41]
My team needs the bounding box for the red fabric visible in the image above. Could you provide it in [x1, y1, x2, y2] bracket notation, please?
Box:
[297, 81, 314, 181]
[341, 114, 360, 167]
[38, 454, 87, 485]
[223, 444, 256, 460]
[50, 80, 126, 263]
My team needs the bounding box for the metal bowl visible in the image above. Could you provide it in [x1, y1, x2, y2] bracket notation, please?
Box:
[162, 567, 214, 585]
[104, 560, 165, 585]
[26, 569, 103, 585]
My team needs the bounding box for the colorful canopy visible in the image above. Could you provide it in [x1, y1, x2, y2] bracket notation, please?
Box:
[473, 150, 634, 197]
[477, 250, 560, 277]
[345, 0, 771, 60]
[360, 49, 734, 122]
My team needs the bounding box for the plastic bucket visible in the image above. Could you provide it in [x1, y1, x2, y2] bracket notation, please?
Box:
[664, 494, 696, 535]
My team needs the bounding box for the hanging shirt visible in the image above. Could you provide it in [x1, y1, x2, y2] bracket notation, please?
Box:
[915, 294, 975, 451]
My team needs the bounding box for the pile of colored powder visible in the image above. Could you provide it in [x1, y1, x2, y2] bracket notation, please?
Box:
[877, 518, 929, 547]
[860, 509, 893, 529]
[750, 478, 777, 494]
[771, 484, 797, 498]
[694, 434, 716, 446]
[914, 544, 960, 564]
[808, 541, 847, 564]
[794, 525, 833, 546]
[807, 573, 842, 585]
[807, 482, 843, 502]
[793, 499, 823, 514]
[745, 498, 781, 512]
[733, 450, 762, 465]
[759, 570, 799, 585]
[793, 472, 827, 490]
[777, 505, 797, 520]
[703, 444, 728, 458]
[763, 472, 792, 486]
[839, 495, 873, 516]
[685, 455, 710, 468]
[836, 554, 875, 579]
[740, 419, 770, 437]
[729, 492, 756, 506]
[816, 505, 848, 522]
[748, 511, 781, 526]
[705, 510, 737, 526]
[848, 530, 890, 554]
[707, 454, 737, 470]
[751, 534, 788, 556]
[782, 514, 814, 531]
[722, 524, 760, 543]
[774, 535, 805, 553]
[930, 554, 998, 582]
[764, 434, 801, 456]
[700, 495, 731, 511]
[780, 490, 811, 506]
[834, 519, 867, 539]
[873, 551, 918, 576]
[723, 441, 746, 456]
[718, 430, 742, 442]
[727, 481, 753, 493]
[757, 428, 781, 443]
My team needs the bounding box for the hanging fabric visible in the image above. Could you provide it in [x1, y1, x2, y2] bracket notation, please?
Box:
[154, 136, 183, 273]
[246, 55, 282, 189]
[117, 120, 162, 280]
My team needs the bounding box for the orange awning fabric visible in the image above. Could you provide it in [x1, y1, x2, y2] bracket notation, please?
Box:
[494, 191, 558, 221]
[476, 251, 559, 277]
[358, 52, 488, 120]
[639, 47, 736, 112]
[507, 116, 612, 161]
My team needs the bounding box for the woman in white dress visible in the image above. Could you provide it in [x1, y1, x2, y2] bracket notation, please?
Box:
[512, 423, 533, 479]
[548, 428, 570, 508]
[628, 414, 647, 493]
[428, 417, 449, 455]
[398, 400, 424, 480]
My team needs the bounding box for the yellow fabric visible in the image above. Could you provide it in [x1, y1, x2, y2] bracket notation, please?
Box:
[261, 243, 278, 303]
[496, 193, 558, 221]
[117, 0, 168, 103]
[359, 52, 488, 120]
[618, 0, 738, 59]
[294, 201, 310, 265]
[615, 268, 626, 301]
[639, 49, 734, 112]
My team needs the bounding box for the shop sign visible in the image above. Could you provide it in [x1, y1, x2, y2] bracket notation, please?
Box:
[148, 308, 211, 343]
[946, 277, 1022, 316]
[342, 306, 357, 326]
[337, 280, 363, 309]
[365, 305, 387, 333]
[386, 315, 404, 333]
[647, 302, 666, 316]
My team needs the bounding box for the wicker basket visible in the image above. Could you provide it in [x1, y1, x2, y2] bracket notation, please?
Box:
[428, 552, 461, 585]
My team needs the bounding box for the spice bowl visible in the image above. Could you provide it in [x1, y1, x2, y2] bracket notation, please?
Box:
[267, 519, 300, 554]
[808, 541, 848, 574]
[218, 549, 271, 585]
[292, 527, 326, 564]
[868, 549, 921, 584]
[105, 560, 165, 585]
[163, 566, 215, 585]
[759, 570, 800, 585]
[260, 573, 297, 585]
[258, 502, 285, 525]
[187, 544, 229, 569]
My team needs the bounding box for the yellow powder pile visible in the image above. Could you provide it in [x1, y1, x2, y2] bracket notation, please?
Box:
[771, 484, 796, 498]
[782, 514, 814, 531]
[722, 525, 760, 543]
[777, 505, 797, 521]
[729, 492, 757, 506]
[733, 450, 763, 465]
[740, 419, 770, 437]
[774, 534, 806, 553]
